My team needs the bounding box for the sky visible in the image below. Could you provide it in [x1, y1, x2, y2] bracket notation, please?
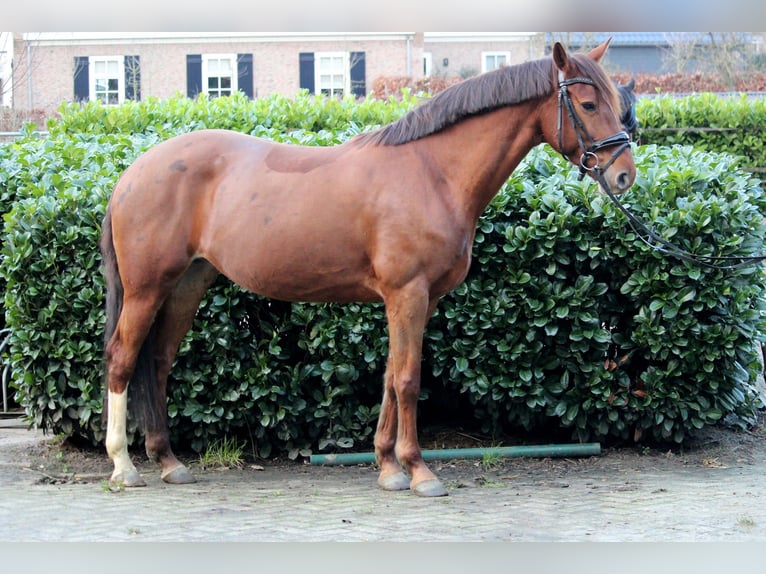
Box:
[4, 0, 766, 32]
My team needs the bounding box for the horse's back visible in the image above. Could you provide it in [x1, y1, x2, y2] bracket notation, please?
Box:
[115, 129, 268, 191]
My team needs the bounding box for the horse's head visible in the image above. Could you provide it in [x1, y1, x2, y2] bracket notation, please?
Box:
[545, 38, 636, 195]
[616, 78, 639, 141]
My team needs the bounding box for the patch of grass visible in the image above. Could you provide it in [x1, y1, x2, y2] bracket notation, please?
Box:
[101, 480, 125, 493]
[54, 450, 68, 473]
[198, 436, 245, 470]
[480, 448, 502, 471]
[475, 476, 505, 489]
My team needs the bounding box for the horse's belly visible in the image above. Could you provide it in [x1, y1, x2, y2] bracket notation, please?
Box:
[205, 239, 381, 303]
[234, 269, 382, 303]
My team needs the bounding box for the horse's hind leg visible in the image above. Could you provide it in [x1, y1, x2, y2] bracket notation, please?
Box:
[105, 295, 166, 487]
[146, 259, 219, 484]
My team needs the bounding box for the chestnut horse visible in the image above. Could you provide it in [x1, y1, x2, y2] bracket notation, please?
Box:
[101, 40, 635, 497]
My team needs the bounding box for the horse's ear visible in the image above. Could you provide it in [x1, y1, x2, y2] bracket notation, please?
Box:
[552, 42, 569, 71]
[627, 77, 635, 90]
[587, 37, 612, 62]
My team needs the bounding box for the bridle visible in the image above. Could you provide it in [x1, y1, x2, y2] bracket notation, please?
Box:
[557, 70, 766, 271]
[556, 70, 631, 181]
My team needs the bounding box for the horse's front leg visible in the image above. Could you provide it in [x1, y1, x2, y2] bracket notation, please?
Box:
[376, 284, 447, 497]
[374, 354, 410, 491]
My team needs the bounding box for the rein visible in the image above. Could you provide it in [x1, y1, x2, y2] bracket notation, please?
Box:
[595, 172, 766, 271]
[556, 71, 766, 272]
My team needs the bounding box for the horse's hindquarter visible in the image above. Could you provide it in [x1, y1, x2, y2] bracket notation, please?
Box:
[111, 130, 474, 304]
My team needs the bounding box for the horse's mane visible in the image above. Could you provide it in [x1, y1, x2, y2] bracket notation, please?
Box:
[357, 52, 620, 147]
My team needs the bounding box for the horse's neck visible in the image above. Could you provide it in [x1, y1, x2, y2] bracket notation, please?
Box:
[414, 103, 542, 223]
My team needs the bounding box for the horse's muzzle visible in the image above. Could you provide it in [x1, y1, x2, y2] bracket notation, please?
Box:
[596, 157, 636, 195]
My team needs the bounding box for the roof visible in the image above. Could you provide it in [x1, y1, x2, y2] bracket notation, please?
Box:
[547, 32, 757, 47]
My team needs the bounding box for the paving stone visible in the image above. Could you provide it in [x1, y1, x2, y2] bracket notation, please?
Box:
[1, 424, 765, 541]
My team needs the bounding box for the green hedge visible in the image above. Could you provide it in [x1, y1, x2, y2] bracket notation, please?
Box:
[2, 93, 765, 457]
[49, 90, 416, 139]
[432, 145, 766, 443]
[637, 93, 766, 170]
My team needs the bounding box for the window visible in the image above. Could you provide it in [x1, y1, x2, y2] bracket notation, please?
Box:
[202, 54, 237, 98]
[74, 55, 140, 104]
[316, 52, 347, 98]
[482, 51, 511, 73]
[186, 54, 253, 100]
[90, 56, 124, 105]
[299, 52, 366, 98]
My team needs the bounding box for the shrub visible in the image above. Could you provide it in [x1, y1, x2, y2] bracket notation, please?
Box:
[431, 145, 766, 444]
[1, 93, 765, 457]
[49, 91, 417, 139]
[636, 94, 766, 170]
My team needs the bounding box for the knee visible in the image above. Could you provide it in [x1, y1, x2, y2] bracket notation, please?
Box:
[394, 374, 420, 403]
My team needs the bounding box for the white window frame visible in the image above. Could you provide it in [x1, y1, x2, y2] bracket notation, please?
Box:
[481, 51, 511, 73]
[202, 53, 238, 98]
[89, 55, 124, 105]
[315, 52, 348, 98]
[423, 52, 433, 77]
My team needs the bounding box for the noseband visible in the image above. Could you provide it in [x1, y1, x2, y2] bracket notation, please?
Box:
[557, 70, 631, 180]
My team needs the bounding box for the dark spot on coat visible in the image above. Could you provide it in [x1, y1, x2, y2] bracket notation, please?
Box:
[116, 183, 132, 205]
[169, 160, 188, 172]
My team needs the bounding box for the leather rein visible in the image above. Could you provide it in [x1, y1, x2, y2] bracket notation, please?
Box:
[557, 71, 766, 271]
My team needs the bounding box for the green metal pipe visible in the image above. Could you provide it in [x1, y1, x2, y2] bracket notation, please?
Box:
[309, 442, 601, 466]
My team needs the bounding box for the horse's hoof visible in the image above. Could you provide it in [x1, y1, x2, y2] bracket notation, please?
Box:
[161, 465, 196, 484]
[412, 478, 448, 497]
[111, 469, 146, 488]
[377, 471, 410, 491]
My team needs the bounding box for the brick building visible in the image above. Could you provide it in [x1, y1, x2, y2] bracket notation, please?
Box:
[3, 32, 542, 117]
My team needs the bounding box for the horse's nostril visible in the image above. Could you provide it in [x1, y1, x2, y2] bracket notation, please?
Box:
[617, 171, 632, 190]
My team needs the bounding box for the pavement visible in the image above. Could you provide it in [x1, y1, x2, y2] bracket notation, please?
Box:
[2, 415, 766, 545]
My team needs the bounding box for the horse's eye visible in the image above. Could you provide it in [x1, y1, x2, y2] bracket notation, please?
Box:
[581, 102, 597, 112]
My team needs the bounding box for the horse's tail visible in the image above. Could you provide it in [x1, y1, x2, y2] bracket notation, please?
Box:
[101, 205, 123, 364]
[101, 204, 160, 434]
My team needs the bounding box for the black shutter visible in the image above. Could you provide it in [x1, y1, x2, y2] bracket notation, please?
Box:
[73, 56, 89, 102]
[124, 55, 141, 101]
[299, 52, 315, 94]
[186, 54, 202, 98]
[237, 53, 253, 99]
[350, 51, 366, 98]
